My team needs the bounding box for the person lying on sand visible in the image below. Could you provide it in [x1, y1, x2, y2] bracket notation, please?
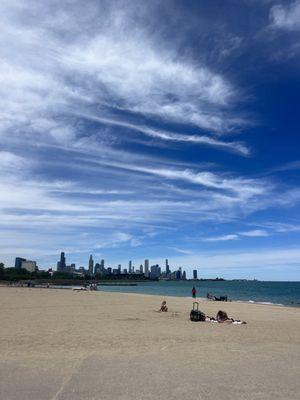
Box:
[216, 310, 247, 324]
[159, 300, 168, 312]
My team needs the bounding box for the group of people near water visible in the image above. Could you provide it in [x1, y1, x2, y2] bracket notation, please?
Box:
[158, 286, 247, 324]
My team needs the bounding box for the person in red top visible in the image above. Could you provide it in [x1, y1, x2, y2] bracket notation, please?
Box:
[192, 287, 197, 299]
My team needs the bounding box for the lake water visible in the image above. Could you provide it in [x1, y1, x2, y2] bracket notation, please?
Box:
[97, 280, 300, 307]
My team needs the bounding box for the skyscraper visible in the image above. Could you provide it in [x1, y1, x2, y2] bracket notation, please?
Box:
[15, 257, 26, 270]
[165, 259, 170, 275]
[144, 259, 149, 277]
[57, 252, 66, 272]
[176, 270, 181, 280]
[94, 263, 100, 274]
[88, 254, 94, 275]
[176, 267, 182, 280]
[100, 259, 105, 274]
[193, 269, 198, 280]
[150, 264, 161, 279]
[129, 260, 132, 273]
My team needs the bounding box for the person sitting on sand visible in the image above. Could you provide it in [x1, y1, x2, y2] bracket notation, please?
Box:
[159, 300, 168, 312]
[216, 310, 246, 324]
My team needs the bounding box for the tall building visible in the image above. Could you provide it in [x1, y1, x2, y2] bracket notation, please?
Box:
[176, 267, 182, 280]
[57, 252, 66, 272]
[144, 259, 149, 277]
[165, 259, 170, 275]
[139, 264, 143, 274]
[94, 263, 100, 274]
[193, 270, 198, 280]
[150, 264, 161, 279]
[88, 255, 94, 275]
[64, 265, 72, 273]
[15, 257, 26, 270]
[21, 260, 37, 273]
[100, 259, 105, 274]
[129, 260, 132, 273]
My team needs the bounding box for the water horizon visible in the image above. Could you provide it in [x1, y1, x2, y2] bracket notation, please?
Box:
[96, 280, 300, 307]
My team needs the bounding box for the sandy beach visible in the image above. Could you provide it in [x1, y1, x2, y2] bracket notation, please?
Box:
[0, 286, 299, 400]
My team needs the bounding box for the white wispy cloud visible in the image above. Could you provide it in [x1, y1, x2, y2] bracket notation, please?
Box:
[201, 224, 300, 243]
[202, 229, 268, 242]
[64, 32, 235, 132]
[270, 1, 300, 31]
[0, 0, 246, 159]
[269, 160, 300, 173]
[93, 232, 135, 249]
[127, 166, 268, 198]
[168, 247, 194, 255]
[252, 222, 300, 234]
[75, 113, 250, 155]
[239, 229, 269, 237]
[0, 1, 299, 274]
[203, 234, 239, 242]
[0, 151, 28, 171]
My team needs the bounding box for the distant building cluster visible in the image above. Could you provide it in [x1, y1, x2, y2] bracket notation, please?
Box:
[8, 252, 200, 280]
[55, 252, 198, 280]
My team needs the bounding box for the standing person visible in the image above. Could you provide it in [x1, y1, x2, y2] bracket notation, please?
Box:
[192, 286, 197, 299]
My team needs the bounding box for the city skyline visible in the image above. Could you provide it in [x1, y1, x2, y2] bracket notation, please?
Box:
[8, 252, 196, 280]
[0, 1, 300, 281]
[1, 249, 297, 281]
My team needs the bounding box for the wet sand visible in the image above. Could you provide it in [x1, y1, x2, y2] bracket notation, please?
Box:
[0, 287, 299, 399]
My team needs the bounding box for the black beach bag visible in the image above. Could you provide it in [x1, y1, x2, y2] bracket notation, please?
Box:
[190, 302, 206, 322]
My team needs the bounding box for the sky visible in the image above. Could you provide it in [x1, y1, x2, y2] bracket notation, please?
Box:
[0, 0, 300, 280]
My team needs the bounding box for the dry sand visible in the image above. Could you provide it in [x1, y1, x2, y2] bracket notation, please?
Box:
[0, 286, 299, 400]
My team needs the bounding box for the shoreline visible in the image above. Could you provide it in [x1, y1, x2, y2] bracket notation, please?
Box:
[1, 283, 299, 308]
[99, 290, 300, 309]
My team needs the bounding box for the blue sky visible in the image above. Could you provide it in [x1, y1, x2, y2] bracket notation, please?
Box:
[0, 0, 300, 280]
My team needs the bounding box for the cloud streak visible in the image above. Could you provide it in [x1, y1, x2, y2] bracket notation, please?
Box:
[76, 113, 250, 155]
[203, 234, 239, 242]
[270, 1, 300, 31]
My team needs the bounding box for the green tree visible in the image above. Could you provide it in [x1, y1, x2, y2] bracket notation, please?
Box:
[0, 263, 4, 279]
